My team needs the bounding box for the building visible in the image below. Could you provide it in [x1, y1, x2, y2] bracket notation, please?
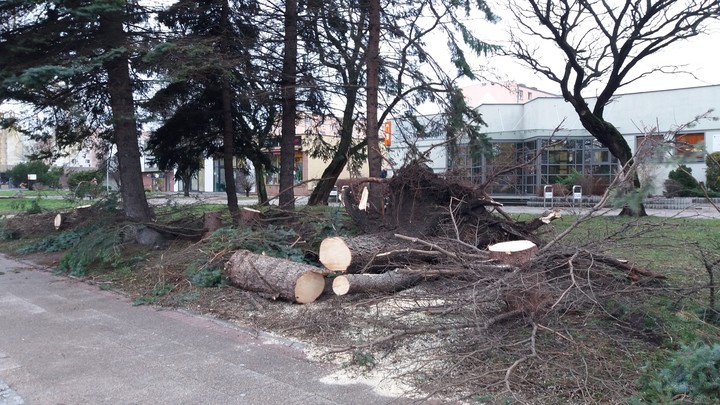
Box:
[174, 114, 369, 196]
[388, 84, 720, 196]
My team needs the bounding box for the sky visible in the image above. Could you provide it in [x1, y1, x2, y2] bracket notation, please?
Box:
[456, 5, 720, 97]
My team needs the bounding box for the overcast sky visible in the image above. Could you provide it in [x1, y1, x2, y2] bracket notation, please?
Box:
[457, 6, 720, 97]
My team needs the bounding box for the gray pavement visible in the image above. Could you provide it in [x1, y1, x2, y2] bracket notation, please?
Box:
[0, 255, 418, 405]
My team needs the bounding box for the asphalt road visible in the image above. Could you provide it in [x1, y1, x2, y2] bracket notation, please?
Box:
[0, 255, 419, 405]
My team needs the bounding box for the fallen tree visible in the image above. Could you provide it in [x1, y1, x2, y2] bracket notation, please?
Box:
[225, 250, 327, 304]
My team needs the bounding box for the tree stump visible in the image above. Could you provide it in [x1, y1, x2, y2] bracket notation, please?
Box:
[241, 207, 261, 223]
[487, 240, 538, 266]
[203, 211, 223, 236]
[332, 270, 423, 296]
[225, 250, 326, 304]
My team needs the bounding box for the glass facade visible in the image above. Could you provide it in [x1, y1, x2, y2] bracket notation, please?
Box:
[449, 137, 618, 195]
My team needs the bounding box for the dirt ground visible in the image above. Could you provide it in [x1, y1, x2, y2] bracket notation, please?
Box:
[2, 201, 676, 405]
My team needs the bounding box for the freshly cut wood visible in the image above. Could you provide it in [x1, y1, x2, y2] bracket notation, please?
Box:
[488, 240, 538, 266]
[225, 250, 326, 304]
[319, 234, 438, 273]
[319, 237, 352, 272]
[54, 213, 63, 230]
[359, 186, 369, 211]
[332, 270, 423, 296]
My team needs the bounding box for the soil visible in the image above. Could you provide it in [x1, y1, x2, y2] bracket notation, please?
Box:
[0, 194, 665, 404]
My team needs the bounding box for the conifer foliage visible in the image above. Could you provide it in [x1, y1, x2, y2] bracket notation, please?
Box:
[0, 0, 152, 221]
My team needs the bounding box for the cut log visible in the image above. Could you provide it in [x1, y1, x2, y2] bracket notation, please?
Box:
[225, 250, 326, 304]
[319, 234, 439, 273]
[332, 270, 423, 296]
[54, 213, 63, 230]
[488, 240, 538, 266]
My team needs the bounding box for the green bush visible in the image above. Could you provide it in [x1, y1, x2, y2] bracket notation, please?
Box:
[7, 160, 63, 189]
[67, 169, 103, 198]
[664, 165, 703, 197]
[633, 343, 720, 404]
[706, 152, 720, 192]
[67, 169, 103, 189]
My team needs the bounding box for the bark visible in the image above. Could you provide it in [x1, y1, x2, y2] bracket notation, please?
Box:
[332, 270, 423, 296]
[203, 211, 223, 236]
[252, 160, 269, 204]
[319, 234, 440, 273]
[225, 250, 326, 304]
[220, 0, 240, 224]
[101, 11, 151, 222]
[241, 207, 261, 223]
[279, 0, 298, 209]
[366, 0, 382, 213]
[221, 75, 240, 223]
[488, 240, 538, 266]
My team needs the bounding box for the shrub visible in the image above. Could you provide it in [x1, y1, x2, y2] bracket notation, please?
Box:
[706, 152, 720, 192]
[67, 169, 103, 199]
[633, 343, 720, 404]
[664, 165, 702, 197]
[7, 160, 63, 189]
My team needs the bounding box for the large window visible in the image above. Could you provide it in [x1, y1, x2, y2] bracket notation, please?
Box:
[449, 136, 617, 195]
[675, 133, 704, 161]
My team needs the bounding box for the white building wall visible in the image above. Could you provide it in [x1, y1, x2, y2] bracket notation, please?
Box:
[392, 85, 720, 195]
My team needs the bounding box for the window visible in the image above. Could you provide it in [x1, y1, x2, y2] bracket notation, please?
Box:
[675, 133, 704, 161]
[528, 92, 533, 100]
[635, 135, 665, 161]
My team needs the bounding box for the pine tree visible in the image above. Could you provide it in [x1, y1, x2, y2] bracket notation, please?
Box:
[0, 0, 152, 221]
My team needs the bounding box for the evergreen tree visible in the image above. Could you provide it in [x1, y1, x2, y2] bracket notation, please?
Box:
[0, 0, 153, 221]
[144, 0, 276, 219]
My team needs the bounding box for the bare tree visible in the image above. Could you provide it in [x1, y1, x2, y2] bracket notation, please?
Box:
[506, 0, 720, 215]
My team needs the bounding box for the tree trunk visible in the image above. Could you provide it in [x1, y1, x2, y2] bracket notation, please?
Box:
[225, 250, 326, 304]
[220, 0, 240, 224]
[221, 75, 240, 224]
[576, 107, 647, 216]
[332, 270, 423, 296]
[101, 11, 151, 222]
[319, 234, 440, 273]
[182, 173, 191, 197]
[488, 240, 538, 266]
[252, 160, 268, 204]
[279, 0, 298, 209]
[366, 0, 382, 213]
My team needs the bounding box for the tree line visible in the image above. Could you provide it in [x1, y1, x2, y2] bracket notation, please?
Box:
[2, 0, 718, 222]
[0, 0, 496, 223]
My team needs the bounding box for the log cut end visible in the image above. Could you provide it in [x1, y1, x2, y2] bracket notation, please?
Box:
[319, 236, 352, 272]
[488, 240, 538, 266]
[54, 213, 62, 230]
[295, 271, 326, 304]
[332, 275, 351, 296]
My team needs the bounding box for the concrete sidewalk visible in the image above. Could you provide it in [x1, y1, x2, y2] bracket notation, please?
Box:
[0, 255, 417, 405]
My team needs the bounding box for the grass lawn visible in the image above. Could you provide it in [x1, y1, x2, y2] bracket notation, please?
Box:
[0, 197, 79, 214]
[0, 189, 69, 197]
